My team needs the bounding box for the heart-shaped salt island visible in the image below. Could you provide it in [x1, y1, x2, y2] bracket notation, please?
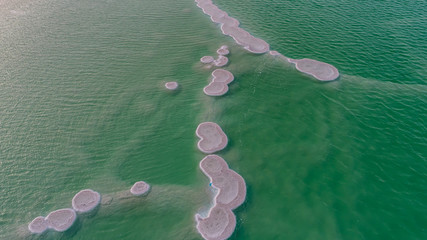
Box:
[196, 122, 228, 154]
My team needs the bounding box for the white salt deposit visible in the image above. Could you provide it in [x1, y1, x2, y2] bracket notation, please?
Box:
[195, 206, 236, 240]
[165, 81, 179, 90]
[288, 58, 339, 81]
[201, 56, 215, 64]
[196, 0, 270, 54]
[196, 155, 246, 240]
[203, 69, 234, 96]
[72, 189, 101, 213]
[45, 208, 76, 232]
[196, 122, 228, 154]
[28, 216, 48, 234]
[130, 181, 151, 196]
[200, 155, 246, 210]
[213, 55, 228, 67]
[216, 48, 229, 56]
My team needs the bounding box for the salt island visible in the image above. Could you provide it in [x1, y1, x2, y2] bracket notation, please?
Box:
[203, 69, 234, 96]
[28, 216, 48, 234]
[196, 122, 228, 154]
[45, 208, 77, 232]
[72, 189, 101, 213]
[196, 155, 246, 240]
[130, 181, 151, 196]
[288, 58, 339, 81]
[165, 81, 179, 90]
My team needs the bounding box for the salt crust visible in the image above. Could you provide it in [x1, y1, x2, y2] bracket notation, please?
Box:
[45, 208, 76, 232]
[196, 122, 228, 154]
[201, 56, 215, 64]
[288, 58, 339, 81]
[165, 81, 179, 90]
[216, 47, 229, 56]
[72, 189, 101, 213]
[213, 55, 228, 67]
[203, 69, 234, 96]
[130, 181, 151, 196]
[196, 155, 246, 240]
[28, 216, 48, 234]
[195, 0, 270, 54]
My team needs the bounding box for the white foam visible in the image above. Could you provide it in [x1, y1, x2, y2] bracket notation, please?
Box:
[72, 189, 101, 213]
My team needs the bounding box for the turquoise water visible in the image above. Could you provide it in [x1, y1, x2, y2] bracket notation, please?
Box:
[0, 0, 426, 239]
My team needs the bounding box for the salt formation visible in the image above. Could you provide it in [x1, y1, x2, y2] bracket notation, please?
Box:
[216, 45, 229, 56]
[195, 0, 270, 54]
[196, 122, 228, 154]
[203, 69, 234, 96]
[196, 155, 246, 240]
[196, 206, 236, 240]
[45, 208, 77, 232]
[28, 216, 48, 234]
[130, 181, 151, 196]
[72, 189, 101, 213]
[213, 55, 228, 67]
[201, 56, 215, 64]
[165, 81, 179, 90]
[196, 0, 340, 81]
[288, 58, 339, 81]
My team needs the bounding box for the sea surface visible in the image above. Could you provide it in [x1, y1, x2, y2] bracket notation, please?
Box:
[0, 0, 426, 239]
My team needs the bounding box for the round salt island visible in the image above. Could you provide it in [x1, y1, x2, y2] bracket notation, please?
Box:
[45, 208, 76, 232]
[196, 122, 228, 154]
[216, 47, 229, 56]
[165, 81, 179, 90]
[213, 56, 228, 67]
[289, 58, 339, 81]
[196, 206, 236, 240]
[28, 216, 48, 234]
[130, 181, 151, 196]
[72, 189, 101, 213]
[200, 56, 214, 64]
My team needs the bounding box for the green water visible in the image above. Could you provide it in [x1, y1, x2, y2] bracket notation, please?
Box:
[0, 0, 426, 239]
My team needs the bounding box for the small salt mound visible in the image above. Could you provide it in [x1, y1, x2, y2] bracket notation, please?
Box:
[196, 206, 236, 240]
[165, 81, 179, 90]
[45, 208, 76, 232]
[216, 48, 229, 56]
[289, 58, 339, 81]
[196, 122, 228, 154]
[130, 181, 151, 196]
[201, 56, 214, 64]
[72, 189, 101, 213]
[28, 216, 48, 234]
[211, 69, 234, 84]
[213, 55, 228, 67]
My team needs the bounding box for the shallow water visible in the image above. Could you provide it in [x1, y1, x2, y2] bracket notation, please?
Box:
[1, 0, 426, 239]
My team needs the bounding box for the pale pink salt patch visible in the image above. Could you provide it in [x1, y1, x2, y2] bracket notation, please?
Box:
[200, 155, 246, 210]
[196, 206, 236, 240]
[203, 69, 234, 96]
[28, 216, 48, 234]
[165, 81, 179, 90]
[196, 122, 228, 154]
[130, 181, 151, 196]
[72, 189, 101, 213]
[201, 56, 215, 64]
[213, 55, 228, 67]
[45, 208, 76, 232]
[216, 48, 229, 56]
[289, 58, 339, 81]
